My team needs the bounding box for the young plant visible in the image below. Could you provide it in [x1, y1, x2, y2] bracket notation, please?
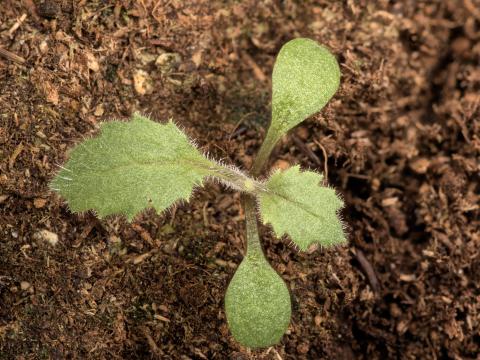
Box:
[51, 38, 344, 348]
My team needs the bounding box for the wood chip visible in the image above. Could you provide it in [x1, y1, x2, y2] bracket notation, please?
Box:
[214, 259, 228, 267]
[381, 197, 399, 207]
[33, 198, 47, 208]
[133, 252, 151, 265]
[242, 51, 266, 82]
[272, 159, 290, 170]
[34, 229, 59, 246]
[409, 158, 430, 174]
[399, 274, 416, 282]
[44, 81, 59, 105]
[85, 51, 100, 72]
[94, 104, 104, 117]
[0, 47, 26, 65]
[192, 51, 202, 67]
[20, 281, 31, 290]
[133, 69, 152, 95]
[8, 13, 27, 37]
[154, 314, 170, 322]
[9, 143, 24, 169]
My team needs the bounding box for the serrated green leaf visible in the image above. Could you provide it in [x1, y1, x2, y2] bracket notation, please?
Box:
[225, 247, 291, 348]
[51, 114, 215, 220]
[271, 38, 340, 136]
[258, 165, 345, 250]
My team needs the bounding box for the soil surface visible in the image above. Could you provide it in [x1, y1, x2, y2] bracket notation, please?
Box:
[1, 1, 479, 359]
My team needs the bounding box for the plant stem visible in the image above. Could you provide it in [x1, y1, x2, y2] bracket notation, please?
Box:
[243, 195, 262, 254]
[250, 129, 279, 177]
[207, 162, 265, 194]
[243, 127, 280, 255]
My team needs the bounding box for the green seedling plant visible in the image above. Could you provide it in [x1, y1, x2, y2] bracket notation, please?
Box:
[51, 38, 345, 348]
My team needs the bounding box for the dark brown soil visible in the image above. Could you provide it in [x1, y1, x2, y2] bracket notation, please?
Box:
[1, 1, 479, 359]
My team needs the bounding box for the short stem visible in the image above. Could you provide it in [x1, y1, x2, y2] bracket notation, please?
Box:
[250, 129, 279, 177]
[243, 195, 262, 254]
[207, 162, 265, 193]
[242, 128, 280, 256]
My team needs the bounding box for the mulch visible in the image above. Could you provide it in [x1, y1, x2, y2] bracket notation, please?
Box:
[1, 1, 479, 359]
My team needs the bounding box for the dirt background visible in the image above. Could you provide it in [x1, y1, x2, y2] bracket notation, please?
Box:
[1, 0, 479, 359]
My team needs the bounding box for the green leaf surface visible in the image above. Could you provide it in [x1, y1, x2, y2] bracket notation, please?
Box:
[51, 114, 215, 220]
[271, 38, 340, 137]
[225, 247, 291, 348]
[258, 165, 345, 250]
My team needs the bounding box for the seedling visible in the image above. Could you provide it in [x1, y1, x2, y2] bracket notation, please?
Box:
[51, 38, 345, 348]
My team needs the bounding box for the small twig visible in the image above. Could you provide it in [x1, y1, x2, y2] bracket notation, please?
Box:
[353, 248, 380, 294]
[313, 138, 329, 180]
[228, 112, 255, 140]
[346, 173, 370, 180]
[464, 0, 480, 21]
[291, 134, 322, 166]
[264, 347, 284, 359]
[272, 348, 284, 360]
[270, 347, 284, 360]
[8, 13, 27, 37]
[202, 201, 209, 227]
[9, 142, 24, 169]
[0, 47, 26, 65]
[243, 52, 266, 82]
